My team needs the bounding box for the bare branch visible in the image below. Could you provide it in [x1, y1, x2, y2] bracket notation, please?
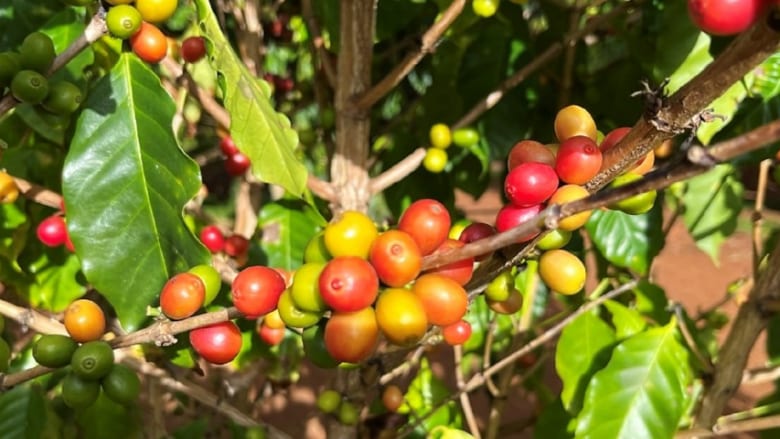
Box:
[111, 307, 242, 349]
[454, 345, 482, 439]
[589, 11, 780, 191]
[10, 177, 62, 210]
[420, 117, 780, 272]
[453, 1, 633, 130]
[355, 0, 467, 109]
[0, 293, 67, 336]
[695, 243, 780, 426]
[369, 148, 426, 195]
[679, 413, 780, 438]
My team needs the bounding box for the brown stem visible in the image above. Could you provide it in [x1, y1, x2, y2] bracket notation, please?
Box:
[557, 2, 582, 109]
[679, 413, 780, 438]
[420, 117, 780, 271]
[454, 345, 482, 439]
[354, 0, 467, 110]
[302, 0, 337, 88]
[0, 294, 67, 336]
[589, 11, 780, 191]
[694, 244, 780, 426]
[369, 148, 426, 195]
[329, 0, 376, 213]
[752, 159, 771, 271]
[111, 307, 241, 349]
[10, 177, 62, 209]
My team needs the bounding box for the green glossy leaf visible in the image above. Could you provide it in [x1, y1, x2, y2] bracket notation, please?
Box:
[633, 281, 671, 326]
[585, 204, 664, 276]
[0, 384, 47, 439]
[556, 310, 616, 413]
[650, 0, 703, 84]
[28, 252, 86, 312]
[193, 0, 307, 196]
[0, 202, 28, 266]
[664, 33, 711, 94]
[62, 54, 210, 331]
[681, 164, 744, 264]
[753, 53, 780, 101]
[76, 392, 142, 439]
[0, 0, 61, 50]
[404, 357, 462, 438]
[604, 300, 647, 340]
[575, 320, 692, 439]
[14, 105, 69, 146]
[257, 200, 326, 270]
[535, 398, 575, 439]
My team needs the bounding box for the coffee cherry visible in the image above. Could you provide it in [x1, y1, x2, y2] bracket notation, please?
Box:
[199, 225, 225, 253]
[37, 215, 67, 247]
[181, 36, 206, 63]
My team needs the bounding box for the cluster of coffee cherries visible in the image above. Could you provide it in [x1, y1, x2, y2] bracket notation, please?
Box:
[492, 104, 656, 296]
[423, 123, 480, 173]
[32, 299, 140, 409]
[155, 263, 252, 364]
[99, 0, 178, 64]
[218, 136, 252, 177]
[187, 200, 478, 368]
[0, 32, 83, 114]
[198, 224, 251, 264]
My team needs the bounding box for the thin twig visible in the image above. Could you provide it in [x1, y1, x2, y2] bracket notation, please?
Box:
[370, 148, 427, 195]
[0, 295, 67, 336]
[398, 280, 638, 437]
[452, 1, 634, 130]
[355, 0, 467, 109]
[111, 307, 242, 349]
[378, 345, 426, 386]
[420, 117, 780, 272]
[752, 159, 771, 271]
[121, 356, 267, 430]
[557, 1, 583, 108]
[301, 0, 337, 88]
[454, 345, 482, 439]
[10, 177, 62, 209]
[678, 413, 780, 438]
[672, 304, 714, 374]
[742, 364, 780, 386]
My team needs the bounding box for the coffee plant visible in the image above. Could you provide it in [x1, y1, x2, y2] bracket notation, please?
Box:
[1, 0, 780, 438]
